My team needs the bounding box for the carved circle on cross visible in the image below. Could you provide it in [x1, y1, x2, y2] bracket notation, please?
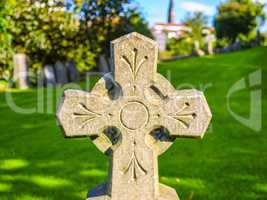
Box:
[119, 101, 149, 130]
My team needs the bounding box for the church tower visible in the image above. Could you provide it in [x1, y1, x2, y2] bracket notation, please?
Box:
[167, 0, 175, 23]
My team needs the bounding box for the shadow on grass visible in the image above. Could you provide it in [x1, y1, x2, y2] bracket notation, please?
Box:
[0, 158, 108, 200]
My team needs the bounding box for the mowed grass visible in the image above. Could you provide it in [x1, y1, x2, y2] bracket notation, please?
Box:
[0, 47, 266, 200]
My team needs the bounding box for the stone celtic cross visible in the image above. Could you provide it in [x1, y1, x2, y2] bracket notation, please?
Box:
[57, 32, 212, 200]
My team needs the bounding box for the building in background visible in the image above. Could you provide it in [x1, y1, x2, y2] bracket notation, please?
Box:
[151, 0, 191, 51]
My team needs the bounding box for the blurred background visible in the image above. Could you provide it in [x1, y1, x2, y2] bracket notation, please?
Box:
[0, 1, 266, 200]
[0, 0, 266, 88]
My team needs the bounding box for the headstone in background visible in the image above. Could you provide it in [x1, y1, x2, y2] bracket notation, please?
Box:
[44, 65, 56, 86]
[66, 61, 79, 82]
[55, 61, 68, 85]
[98, 54, 110, 73]
[13, 53, 29, 89]
[206, 35, 215, 55]
[207, 40, 214, 55]
[193, 41, 205, 56]
[56, 32, 212, 200]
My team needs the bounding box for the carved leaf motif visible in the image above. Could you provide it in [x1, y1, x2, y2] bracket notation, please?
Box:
[168, 103, 197, 129]
[121, 48, 148, 81]
[122, 151, 147, 181]
[73, 103, 102, 129]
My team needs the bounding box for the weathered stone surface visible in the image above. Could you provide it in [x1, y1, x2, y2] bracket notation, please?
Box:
[56, 32, 212, 200]
[44, 65, 56, 86]
[13, 53, 29, 89]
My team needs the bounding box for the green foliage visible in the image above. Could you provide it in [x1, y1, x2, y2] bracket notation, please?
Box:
[0, 0, 151, 78]
[215, 38, 231, 49]
[183, 12, 208, 43]
[262, 34, 267, 46]
[167, 12, 208, 56]
[78, 0, 152, 56]
[7, 0, 95, 72]
[121, 9, 153, 38]
[237, 31, 259, 46]
[76, 0, 132, 56]
[67, 43, 96, 72]
[167, 37, 194, 56]
[159, 50, 174, 60]
[215, 0, 266, 43]
[0, 79, 9, 89]
[0, 0, 15, 80]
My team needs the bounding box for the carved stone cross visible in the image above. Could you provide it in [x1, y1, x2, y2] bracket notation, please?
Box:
[57, 33, 212, 200]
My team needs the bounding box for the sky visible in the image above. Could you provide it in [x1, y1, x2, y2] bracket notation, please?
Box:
[133, 0, 267, 31]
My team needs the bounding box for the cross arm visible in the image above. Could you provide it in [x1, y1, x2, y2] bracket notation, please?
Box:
[56, 89, 111, 138]
[160, 89, 212, 138]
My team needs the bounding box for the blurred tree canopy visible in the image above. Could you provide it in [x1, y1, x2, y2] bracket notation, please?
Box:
[215, 0, 266, 43]
[0, 0, 151, 79]
[184, 12, 208, 44]
[1, 0, 96, 73]
[76, 0, 152, 55]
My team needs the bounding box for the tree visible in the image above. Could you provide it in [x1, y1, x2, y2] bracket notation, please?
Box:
[167, 36, 194, 56]
[121, 8, 152, 39]
[1, 0, 151, 80]
[183, 12, 208, 43]
[0, 0, 15, 80]
[76, 0, 151, 56]
[8, 0, 95, 72]
[167, 12, 208, 56]
[80, 0, 131, 54]
[215, 0, 266, 43]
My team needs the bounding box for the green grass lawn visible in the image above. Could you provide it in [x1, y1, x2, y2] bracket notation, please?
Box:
[0, 47, 266, 200]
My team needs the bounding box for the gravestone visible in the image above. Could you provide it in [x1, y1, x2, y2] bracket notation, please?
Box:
[44, 65, 56, 86]
[55, 61, 68, 85]
[205, 35, 215, 55]
[193, 41, 205, 56]
[98, 54, 111, 73]
[13, 53, 29, 89]
[66, 61, 79, 82]
[207, 40, 213, 55]
[56, 32, 212, 200]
